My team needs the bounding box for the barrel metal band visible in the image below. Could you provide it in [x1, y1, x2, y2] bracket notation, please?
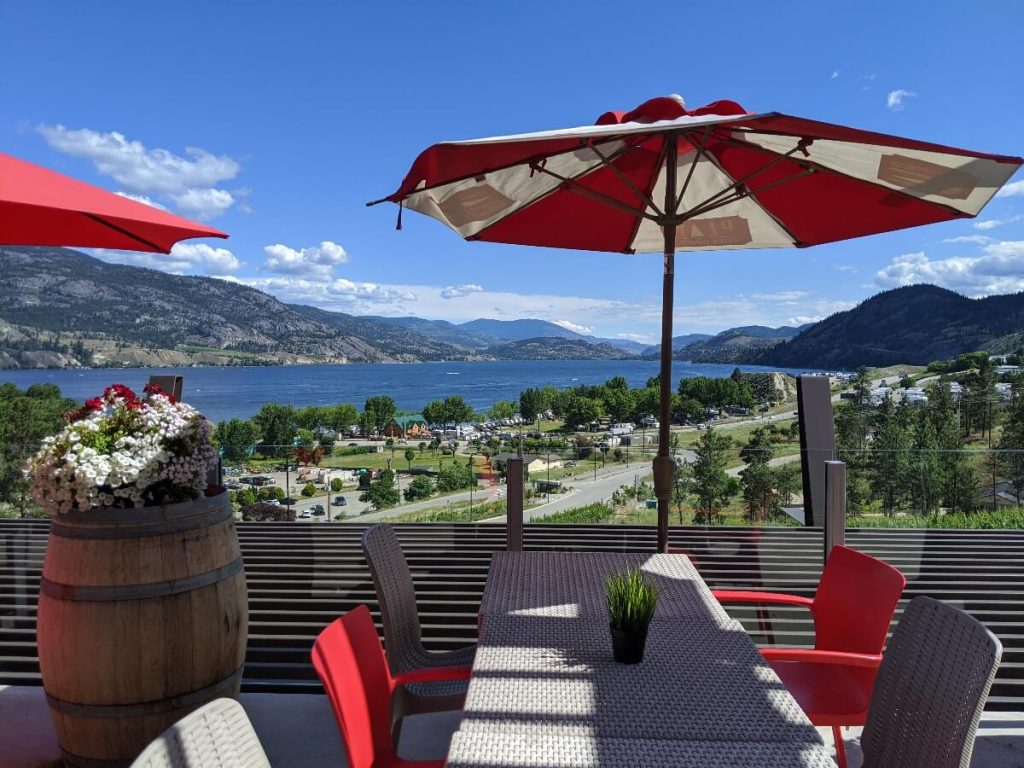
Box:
[46, 664, 244, 720]
[40, 556, 244, 602]
[49, 504, 233, 540]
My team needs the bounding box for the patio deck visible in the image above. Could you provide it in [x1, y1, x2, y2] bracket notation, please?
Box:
[2, 686, 1022, 767]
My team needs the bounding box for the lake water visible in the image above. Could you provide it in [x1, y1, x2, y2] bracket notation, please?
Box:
[0, 360, 817, 422]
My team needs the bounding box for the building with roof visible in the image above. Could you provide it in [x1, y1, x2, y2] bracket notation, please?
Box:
[382, 414, 431, 439]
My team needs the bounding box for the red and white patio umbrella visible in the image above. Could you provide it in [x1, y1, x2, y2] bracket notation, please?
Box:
[0, 152, 227, 253]
[369, 94, 1022, 550]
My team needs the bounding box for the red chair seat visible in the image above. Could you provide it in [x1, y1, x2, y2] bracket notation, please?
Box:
[769, 659, 873, 725]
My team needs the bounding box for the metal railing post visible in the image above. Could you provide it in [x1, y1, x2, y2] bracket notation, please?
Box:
[507, 458, 523, 551]
[824, 460, 846, 561]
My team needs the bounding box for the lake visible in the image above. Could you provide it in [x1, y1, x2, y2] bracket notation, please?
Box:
[0, 360, 820, 423]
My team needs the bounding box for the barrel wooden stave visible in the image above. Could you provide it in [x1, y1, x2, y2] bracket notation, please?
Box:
[36, 492, 248, 766]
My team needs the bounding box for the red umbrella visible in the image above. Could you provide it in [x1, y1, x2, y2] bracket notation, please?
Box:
[0, 152, 227, 253]
[369, 95, 1022, 550]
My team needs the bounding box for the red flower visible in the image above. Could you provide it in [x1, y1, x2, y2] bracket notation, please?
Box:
[84, 397, 103, 411]
[104, 384, 138, 403]
[143, 382, 176, 404]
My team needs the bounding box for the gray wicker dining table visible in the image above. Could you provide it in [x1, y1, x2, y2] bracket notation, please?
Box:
[445, 552, 837, 767]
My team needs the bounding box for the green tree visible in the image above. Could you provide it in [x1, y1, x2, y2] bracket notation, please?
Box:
[563, 395, 604, 431]
[300, 482, 317, 498]
[327, 403, 359, 433]
[603, 386, 635, 424]
[363, 395, 397, 437]
[404, 447, 416, 470]
[360, 469, 400, 510]
[403, 475, 434, 502]
[385, 437, 396, 459]
[999, 375, 1024, 504]
[689, 428, 739, 522]
[489, 400, 517, 420]
[252, 403, 297, 456]
[518, 387, 544, 422]
[330, 477, 344, 493]
[0, 383, 77, 514]
[443, 395, 474, 426]
[739, 427, 775, 523]
[213, 418, 262, 463]
[870, 397, 914, 516]
[422, 399, 445, 427]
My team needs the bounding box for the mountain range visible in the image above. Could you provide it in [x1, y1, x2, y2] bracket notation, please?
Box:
[758, 285, 1024, 368]
[1, 247, 1021, 370]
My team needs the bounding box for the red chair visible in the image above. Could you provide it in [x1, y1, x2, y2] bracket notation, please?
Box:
[311, 605, 472, 768]
[714, 545, 906, 768]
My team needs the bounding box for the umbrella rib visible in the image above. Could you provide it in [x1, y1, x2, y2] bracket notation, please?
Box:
[679, 141, 808, 216]
[81, 213, 166, 252]
[589, 143, 662, 216]
[466, 138, 655, 242]
[368, 134, 637, 207]
[713, 133, 973, 219]
[674, 127, 713, 213]
[681, 167, 815, 222]
[530, 163, 660, 222]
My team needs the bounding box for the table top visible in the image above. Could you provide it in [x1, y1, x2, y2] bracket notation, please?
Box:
[447, 551, 834, 767]
[478, 551, 734, 622]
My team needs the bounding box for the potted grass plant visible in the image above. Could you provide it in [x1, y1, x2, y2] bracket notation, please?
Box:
[606, 568, 659, 664]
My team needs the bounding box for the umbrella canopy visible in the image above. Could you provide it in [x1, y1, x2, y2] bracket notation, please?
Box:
[0, 152, 227, 253]
[370, 95, 1022, 550]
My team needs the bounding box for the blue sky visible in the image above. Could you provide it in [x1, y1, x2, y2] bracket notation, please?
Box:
[3, 1, 1022, 344]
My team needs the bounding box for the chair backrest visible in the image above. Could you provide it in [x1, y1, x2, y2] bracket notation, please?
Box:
[813, 545, 906, 654]
[363, 523, 423, 671]
[130, 698, 271, 768]
[311, 604, 397, 768]
[861, 596, 1002, 768]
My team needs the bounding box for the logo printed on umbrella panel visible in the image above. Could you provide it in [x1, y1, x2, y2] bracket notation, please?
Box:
[674, 216, 752, 247]
[438, 183, 516, 227]
[877, 155, 976, 201]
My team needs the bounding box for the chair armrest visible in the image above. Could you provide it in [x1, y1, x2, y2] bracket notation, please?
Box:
[712, 590, 814, 609]
[393, 665, 472, 687]
[761, 648, 882, 669]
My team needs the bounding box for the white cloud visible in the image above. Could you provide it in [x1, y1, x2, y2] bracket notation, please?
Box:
[37, 124, 240, 219]
[943, 235, 993, 245]
[750, 290, 809, 303]
[997, 180, 1024, 198]
[835, 265, 858, 273]
[263, 241, 349, 279]
[171, 188, 235, 221]
[790, 315, 824, 325]
[114, 191, 167, 210]
[553, 319, 594, 335]
[886, 89, 915, 111]
[830, 70, 840, 80]
[614, 332, 655, 344]
[974, 214, 1023, 231]
[440, 283, 484, 299]
[875, 242, 1024, 296]
[91, 242, 241, 275]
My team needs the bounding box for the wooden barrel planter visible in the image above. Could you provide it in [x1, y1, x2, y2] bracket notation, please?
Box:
[36, 490, 248, 767]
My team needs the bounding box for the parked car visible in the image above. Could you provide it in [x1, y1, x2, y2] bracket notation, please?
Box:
[310, 508, 326, 518]
[298, 509, 312, 519]
[224, 481, 243, 490]
[334, 496, 347, 506]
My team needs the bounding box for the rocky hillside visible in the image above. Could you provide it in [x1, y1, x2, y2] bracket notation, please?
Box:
[0, 247, 449, 367]
[483, 337, 638, 361]
[671, 325, 805, 364]
[759, 285, 1024, 368]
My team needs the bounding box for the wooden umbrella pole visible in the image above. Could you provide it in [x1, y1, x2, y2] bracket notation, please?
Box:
[654, 135, 679, 553]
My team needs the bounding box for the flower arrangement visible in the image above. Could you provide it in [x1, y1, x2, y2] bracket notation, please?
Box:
[26, 383, 216, 514]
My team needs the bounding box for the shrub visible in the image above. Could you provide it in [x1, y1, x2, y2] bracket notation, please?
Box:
[403, 476, 434, 502]
[330, 477, 344, 492]
[300, 482, 317, 498]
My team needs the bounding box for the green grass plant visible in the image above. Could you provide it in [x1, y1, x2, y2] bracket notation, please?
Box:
[606, 568, 659, 632]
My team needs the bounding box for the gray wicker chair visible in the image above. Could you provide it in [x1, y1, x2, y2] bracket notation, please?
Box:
[130, 698, 271, 768]
[362, 524, 476, 729]
[860, 596, 1002, 768]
